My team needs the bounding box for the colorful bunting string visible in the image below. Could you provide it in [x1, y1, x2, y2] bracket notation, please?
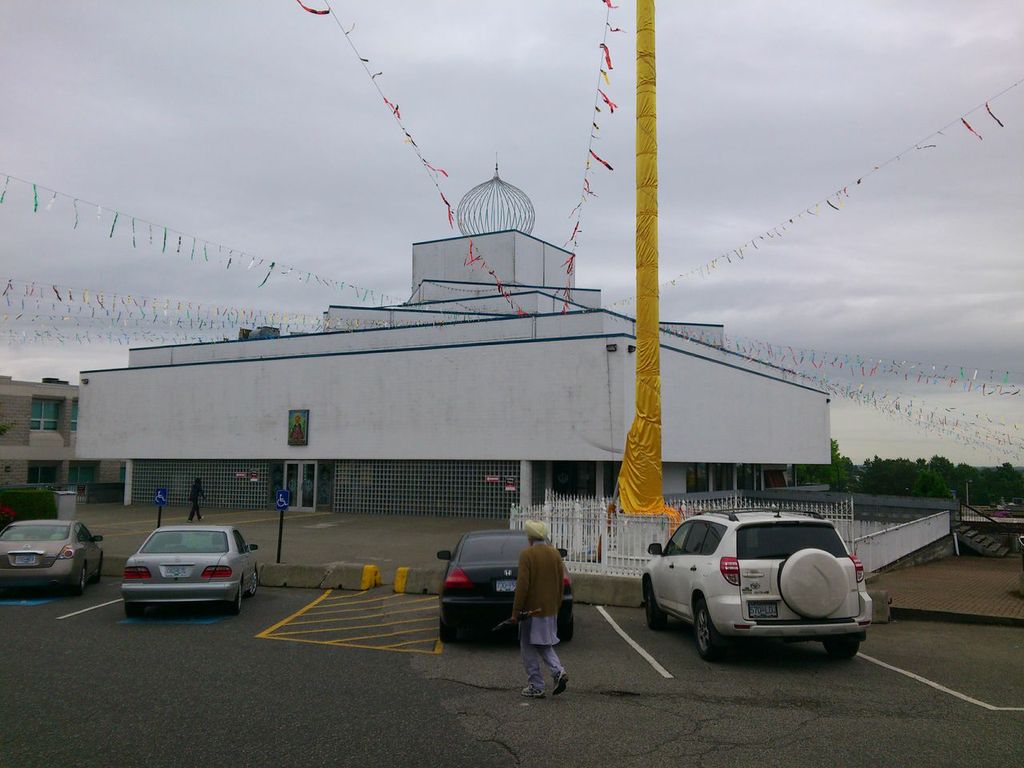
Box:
[0, 172, 404, 305]
[656, 325, 1023, 460]
[296, 2, 454, 229]
[561, 1, 622, 313]
[612, 75, 1024, 304]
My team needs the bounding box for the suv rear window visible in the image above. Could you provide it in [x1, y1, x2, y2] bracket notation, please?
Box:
[459, 534, 529, 563]
[737, 523, 846, 559]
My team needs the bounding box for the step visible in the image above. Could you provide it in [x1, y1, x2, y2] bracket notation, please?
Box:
[996, 547, 1010, 557]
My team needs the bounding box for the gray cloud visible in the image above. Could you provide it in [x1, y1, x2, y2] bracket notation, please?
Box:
[1, 0, 1021, 464]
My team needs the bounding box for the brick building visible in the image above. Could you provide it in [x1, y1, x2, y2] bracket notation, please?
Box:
[0, 375, 123, 490]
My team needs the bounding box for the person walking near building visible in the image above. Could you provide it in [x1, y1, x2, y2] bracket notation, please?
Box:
[187, 478, 206, 522]
[510, 519, 569, 698]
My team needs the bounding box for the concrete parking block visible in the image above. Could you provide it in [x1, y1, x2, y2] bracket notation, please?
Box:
[394, 565, 445, 595]
[869, 589, 891, 623]
[320, 562, 382, 591]
[259, 563, 330, 588]
[570, 572, 643, 607]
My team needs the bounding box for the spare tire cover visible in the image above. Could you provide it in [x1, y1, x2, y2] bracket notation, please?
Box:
[778, 548, 847, 619]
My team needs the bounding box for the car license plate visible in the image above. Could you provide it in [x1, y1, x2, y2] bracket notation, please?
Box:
[495, 579, 516, 593]
[13, 554, 38, 566]
[747, 600, 778, 619]
[164, 566, 190, 578]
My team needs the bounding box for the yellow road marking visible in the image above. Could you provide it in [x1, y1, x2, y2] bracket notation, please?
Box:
[317, 592, 402, 605]
[274, 616, 435, 637]
[328, 626, 437, 644]
[306, 596, 434, 617]
[255, 589, 333, 638]
[288, 603, 437, 626]
[260, 633, 441, 655]
[382, 637, 441, 650]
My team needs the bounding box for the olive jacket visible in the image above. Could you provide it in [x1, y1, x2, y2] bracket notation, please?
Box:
[512, 542, 565, 618]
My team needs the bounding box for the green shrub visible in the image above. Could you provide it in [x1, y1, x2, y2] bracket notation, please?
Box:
[0, 489, 58, 521]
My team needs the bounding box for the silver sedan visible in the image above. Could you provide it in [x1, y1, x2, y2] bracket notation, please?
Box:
[121, 525, 259, 617]
[0, 520, 104, 594]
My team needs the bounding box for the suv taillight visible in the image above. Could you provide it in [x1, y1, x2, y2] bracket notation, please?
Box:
[444, 567, 473, 589]
[849, 554, 864, 583]
[201, 566, 233, 579]
[563, 572, 571, 589]
[719, 557, 740, 586]
[123, 566, 151, 579]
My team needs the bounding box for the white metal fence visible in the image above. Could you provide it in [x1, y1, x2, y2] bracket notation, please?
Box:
[852, 511, 951, 573]
[510, 491, 857, 577]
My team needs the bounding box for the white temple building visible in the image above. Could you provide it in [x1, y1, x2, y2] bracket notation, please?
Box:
[77, 170, 830, 515]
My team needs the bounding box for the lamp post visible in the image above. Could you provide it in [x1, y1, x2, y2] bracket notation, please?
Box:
[965, 480, 971, 507]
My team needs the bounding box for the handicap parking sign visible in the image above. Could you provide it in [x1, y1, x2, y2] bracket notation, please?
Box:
[154, 488, 168, 506]
[275, 489, 290, 511]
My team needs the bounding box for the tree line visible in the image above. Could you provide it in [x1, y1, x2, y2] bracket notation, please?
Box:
[795, 440, 1024, 505]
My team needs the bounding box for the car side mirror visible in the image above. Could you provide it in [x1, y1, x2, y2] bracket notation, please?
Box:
[248, 544, 259, 551]
[648, 542, 663, 556]
[92, 535, 104, 542]
[558, 548, 568, 558]
[436, 550, 452, 561]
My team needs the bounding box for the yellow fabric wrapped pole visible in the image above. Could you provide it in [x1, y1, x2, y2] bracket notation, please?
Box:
[617, 0, 666, 515]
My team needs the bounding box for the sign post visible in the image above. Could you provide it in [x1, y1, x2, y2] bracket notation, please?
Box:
[274, 489, 290, 564]
[154, 487, 168, 528]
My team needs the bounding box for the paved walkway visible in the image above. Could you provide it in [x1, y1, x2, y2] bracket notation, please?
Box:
[70, 503, 1024, 625]
[868, 556, 1024, 625]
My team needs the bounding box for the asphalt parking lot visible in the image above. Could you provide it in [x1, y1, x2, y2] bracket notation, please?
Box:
[2, 581, 1021, 768]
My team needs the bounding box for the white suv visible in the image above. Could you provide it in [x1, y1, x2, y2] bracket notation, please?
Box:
[642, 509, 871, 661]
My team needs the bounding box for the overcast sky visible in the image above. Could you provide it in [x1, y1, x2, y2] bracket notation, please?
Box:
[1, 1, 1021, 466]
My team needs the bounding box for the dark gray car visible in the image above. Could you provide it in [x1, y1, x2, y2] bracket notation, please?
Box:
[121, 525, 259, 617]
[0, 520, 104, 594]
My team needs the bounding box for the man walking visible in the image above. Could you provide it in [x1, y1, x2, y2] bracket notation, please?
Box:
[511, 519, 569, 698]
[187, 477, 206, 522]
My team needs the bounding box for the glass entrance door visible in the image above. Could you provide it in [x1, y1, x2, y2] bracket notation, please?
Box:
[285, 461, 317, 511]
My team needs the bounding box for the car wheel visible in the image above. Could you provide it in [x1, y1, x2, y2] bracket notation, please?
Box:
[823, 637, 860, 659]
[225, 583, 242, 615]
[89, 553, 103, 584]
[644, 579, 668, 630]
[124, 602, 145, 618]
[70, 563, 87, 596]
[558, 615, 574, 642]
[439, 618, 457, 643]
[694, 598, 726, 662]
[244, 565, 259, 598]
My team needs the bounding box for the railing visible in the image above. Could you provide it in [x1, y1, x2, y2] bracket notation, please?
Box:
[853, 511, 951, 573]
[958, 502, 1023, 536]
[666, 493, 856, 548]
[511, 490, 857, 576]
[510, 494, 673, 577]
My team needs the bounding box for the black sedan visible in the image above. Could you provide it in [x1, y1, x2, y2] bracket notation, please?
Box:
[437, 529, 574, 642]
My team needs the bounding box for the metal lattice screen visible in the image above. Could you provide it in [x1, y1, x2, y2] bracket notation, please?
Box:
[132, 460, 272, 510]
[333, 459, 520, 518]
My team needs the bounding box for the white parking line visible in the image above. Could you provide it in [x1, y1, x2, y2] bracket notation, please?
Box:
[595, 606, 674, 679]
[858, 653, 1024, 712]
[56, 599, 123, 620]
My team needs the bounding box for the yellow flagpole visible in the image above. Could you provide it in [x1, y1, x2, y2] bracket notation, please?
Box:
[617, 0, 665, 515]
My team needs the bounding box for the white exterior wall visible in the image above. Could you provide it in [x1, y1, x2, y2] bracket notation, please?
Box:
[411, 231, 574, 293]
[79, 334, 829, 465]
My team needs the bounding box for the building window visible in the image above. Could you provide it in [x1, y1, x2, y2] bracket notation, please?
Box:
[28, 465, 58, 484]
[68, 465, 96, 484]
[686, 463, 709, 493]
[31, 400, 60, 431]
[71, 400, 78, 432]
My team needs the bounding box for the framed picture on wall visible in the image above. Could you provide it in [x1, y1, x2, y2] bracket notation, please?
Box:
[287, 409, 309, 446]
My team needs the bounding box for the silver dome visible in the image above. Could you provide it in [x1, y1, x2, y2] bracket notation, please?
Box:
[456, 165, 535, 236]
